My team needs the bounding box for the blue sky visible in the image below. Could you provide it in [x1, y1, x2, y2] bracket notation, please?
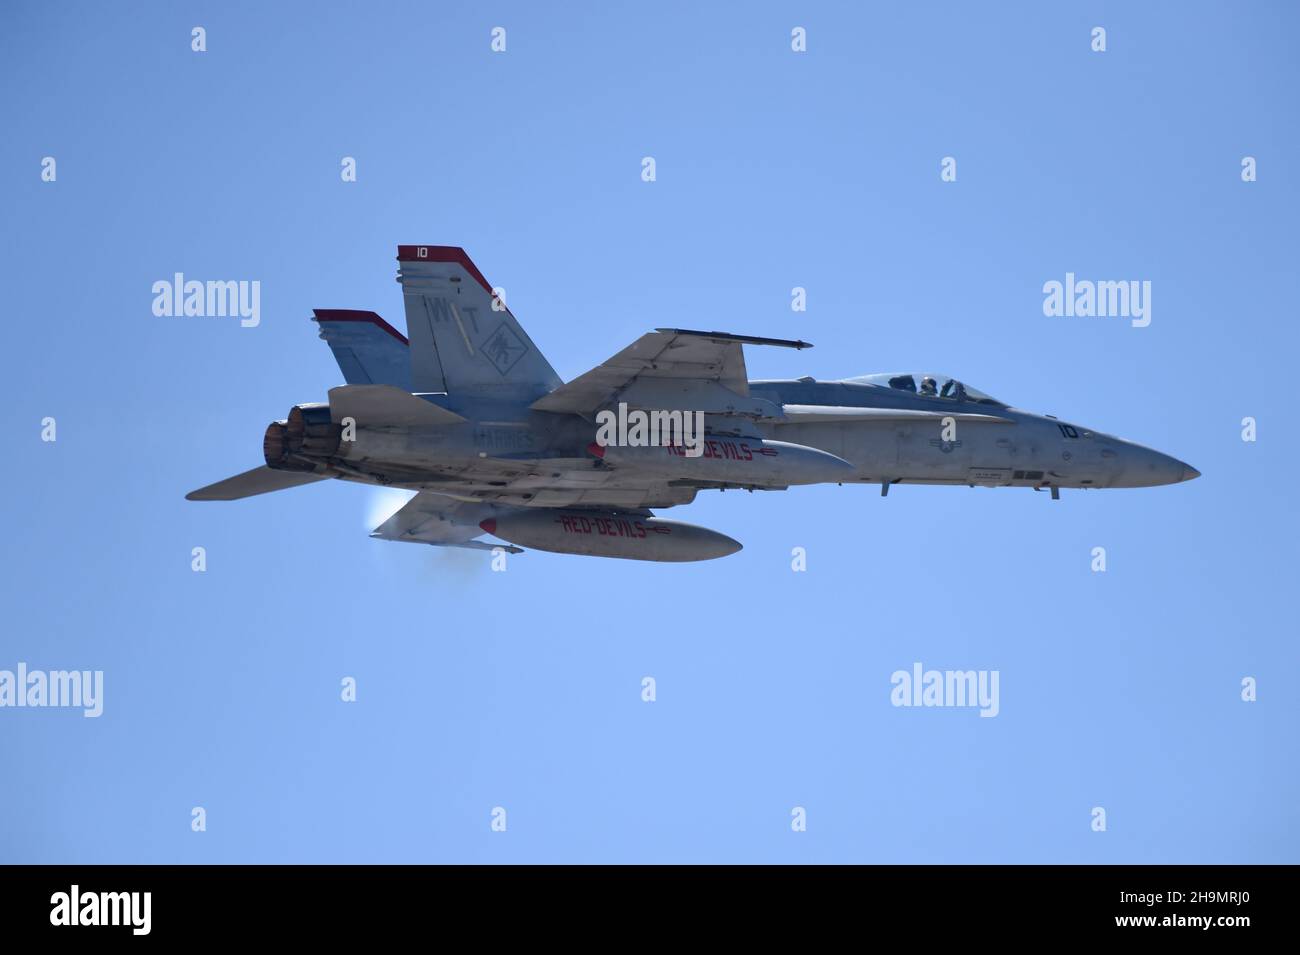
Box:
[1, 0, 1295, 863]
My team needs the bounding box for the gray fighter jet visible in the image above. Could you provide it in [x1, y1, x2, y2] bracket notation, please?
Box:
[188, 246, 1200, 561]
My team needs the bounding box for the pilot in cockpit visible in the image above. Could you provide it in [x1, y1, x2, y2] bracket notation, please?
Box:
[919, 376, 938, 397]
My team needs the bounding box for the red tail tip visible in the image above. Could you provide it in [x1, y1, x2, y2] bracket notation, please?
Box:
[479, 518, 497, 534]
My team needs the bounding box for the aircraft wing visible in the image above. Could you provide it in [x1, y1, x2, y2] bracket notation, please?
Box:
[530, 328, 810, 417]
[369, 492, 493, 545]
[186, 466, 326, 501]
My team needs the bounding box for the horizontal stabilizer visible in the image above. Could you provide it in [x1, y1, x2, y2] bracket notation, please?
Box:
[186, 466, 326, 501]
[328, 385, 466, 428]
[775, 405, 1014, 424]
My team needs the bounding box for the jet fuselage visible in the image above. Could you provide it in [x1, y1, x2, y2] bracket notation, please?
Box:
[748, 378, 1199, 491]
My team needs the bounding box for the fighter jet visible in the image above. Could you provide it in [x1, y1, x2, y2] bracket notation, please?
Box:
[187, 246, 1200, 562]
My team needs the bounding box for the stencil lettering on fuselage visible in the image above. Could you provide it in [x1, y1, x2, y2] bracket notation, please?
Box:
[474, 427, 535, 451]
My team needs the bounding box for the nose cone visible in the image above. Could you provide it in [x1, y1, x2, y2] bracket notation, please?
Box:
[1121, 446, 1200, 487]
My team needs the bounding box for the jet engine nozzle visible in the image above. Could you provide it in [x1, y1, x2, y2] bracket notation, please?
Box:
[264, 404, 341, 471]
[286, 403, 341, 455]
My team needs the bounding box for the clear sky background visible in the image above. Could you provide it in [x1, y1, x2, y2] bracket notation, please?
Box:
[1, 1, 1295, 863]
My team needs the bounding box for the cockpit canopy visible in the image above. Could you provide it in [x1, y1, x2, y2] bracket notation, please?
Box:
[844, 372, 1004, 406]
